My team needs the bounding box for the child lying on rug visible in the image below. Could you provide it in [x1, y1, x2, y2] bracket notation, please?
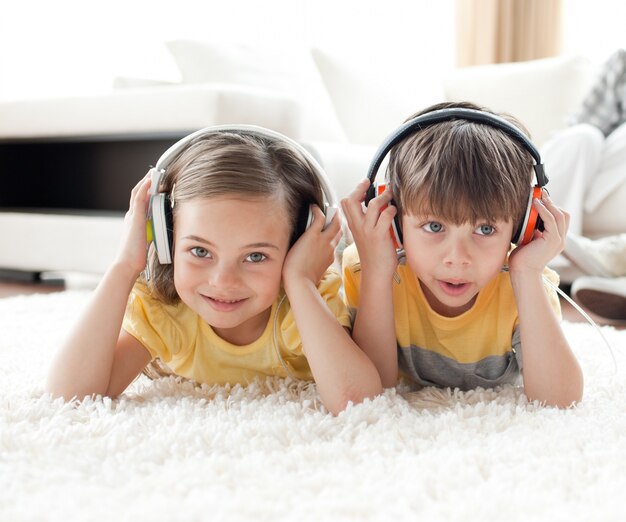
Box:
[46, 126, 381, 414]
[341, 102, 584, 408]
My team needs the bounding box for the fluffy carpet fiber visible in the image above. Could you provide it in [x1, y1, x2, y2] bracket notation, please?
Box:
[1, 290, 626, 521]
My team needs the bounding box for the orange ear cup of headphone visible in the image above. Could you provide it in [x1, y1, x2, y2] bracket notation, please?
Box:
[520, 186, 543, 245]
[376, 183, 402, 250]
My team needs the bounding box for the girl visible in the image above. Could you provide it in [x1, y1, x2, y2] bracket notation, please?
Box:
[46, 125, 381, 415]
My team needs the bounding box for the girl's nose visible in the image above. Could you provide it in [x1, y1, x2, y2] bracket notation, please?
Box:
[209, 262, 240, 287]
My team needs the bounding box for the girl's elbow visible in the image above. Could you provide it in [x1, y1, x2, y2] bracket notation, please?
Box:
[45, 374, 70, 400]
[328, 382, 383, 415]
[44, 381, 79, 402]
[45, 377, 107, 403]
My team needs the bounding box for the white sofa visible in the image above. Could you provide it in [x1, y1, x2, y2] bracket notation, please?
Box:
[0, 40, 622, 280]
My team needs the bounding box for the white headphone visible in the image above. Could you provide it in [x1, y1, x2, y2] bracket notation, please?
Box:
[147, 124, 338, 264]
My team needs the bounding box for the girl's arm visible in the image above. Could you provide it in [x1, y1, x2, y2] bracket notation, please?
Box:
[340, 179, 399, 387]
[283, 205, 382, 415]
[45, 174, 153, 400]
[509, 193, 583, 408]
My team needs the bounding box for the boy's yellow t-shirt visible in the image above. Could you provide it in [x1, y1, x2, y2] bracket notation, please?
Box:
[122, 268, 351, 386]
[342, 243, 562, 390]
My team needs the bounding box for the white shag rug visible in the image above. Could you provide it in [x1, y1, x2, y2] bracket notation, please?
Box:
[1, 290, 626, 522]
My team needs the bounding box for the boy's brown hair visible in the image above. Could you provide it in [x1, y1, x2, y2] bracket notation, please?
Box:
[387, 101, 535, 234]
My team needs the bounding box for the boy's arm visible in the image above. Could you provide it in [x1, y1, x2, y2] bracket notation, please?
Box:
[511, 272, 583, 408]
[45, 174, 153, 400]
[283, 206, 382, 415]
[345, 260, 399, 388]
[509, 193, 583, 408]
[341, 180, 400, 387]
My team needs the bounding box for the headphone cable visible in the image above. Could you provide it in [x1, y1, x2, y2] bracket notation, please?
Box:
[543, 275, 618, 372]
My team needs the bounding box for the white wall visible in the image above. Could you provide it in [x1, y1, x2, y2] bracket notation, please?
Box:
[561, 0, 626, 62]
[0, 0, 455, 101]
[1, 0, 624, 103]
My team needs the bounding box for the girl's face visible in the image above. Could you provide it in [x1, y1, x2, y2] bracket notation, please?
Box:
[402, 212, 513, 317]
[173, 195, 292, 345]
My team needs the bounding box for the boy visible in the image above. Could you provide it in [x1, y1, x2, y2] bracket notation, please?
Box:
[341, 102, 583, 408]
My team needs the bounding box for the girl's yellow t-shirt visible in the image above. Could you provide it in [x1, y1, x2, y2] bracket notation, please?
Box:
[122, 268, 351, 386]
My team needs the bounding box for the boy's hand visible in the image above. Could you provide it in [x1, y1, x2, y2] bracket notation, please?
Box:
[341, 179, 399, 278]
[283, 205, 342, 288]
[114, 172, 152, 275]
[509, 191, 569, 275]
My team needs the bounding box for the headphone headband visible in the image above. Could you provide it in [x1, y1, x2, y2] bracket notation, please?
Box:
[153, 124, 336, 206]
[364, 107, 549, 249]
[366, 108, 548, 200]
[148, 124, 337, 265]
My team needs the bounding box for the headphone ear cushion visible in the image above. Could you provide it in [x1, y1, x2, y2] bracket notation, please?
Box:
[291, 204, 312, 246]
[514, 186, 543, 246]
[291, 203, 335, 246]
[391, 211, 403, 249]
[151, 193, 174, 264]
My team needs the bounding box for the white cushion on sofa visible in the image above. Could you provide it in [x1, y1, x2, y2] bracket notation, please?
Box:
[443, 55, 595, 148]
[165, 39, 346, 144]
[0, 83, 302, 139]
[311, 48, 445, 146]
[583, 180, 626, 238]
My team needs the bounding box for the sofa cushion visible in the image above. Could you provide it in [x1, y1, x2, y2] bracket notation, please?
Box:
[583, 181, 626, 238]
[0, 83, 302, 139]
[311, 48, 445, 146]
[443, 55, 595, 148]
[165, 39, 347, 144]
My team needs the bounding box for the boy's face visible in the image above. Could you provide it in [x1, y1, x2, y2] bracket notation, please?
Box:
[172, 195, 291, 345]
[402, 212, 513, 317]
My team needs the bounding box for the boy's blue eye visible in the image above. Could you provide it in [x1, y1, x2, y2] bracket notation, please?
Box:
[475, 224, 495, 236]
[423, 221, 443, 233]
[246, 252, 266, 263]
[191, 247, 210, 258]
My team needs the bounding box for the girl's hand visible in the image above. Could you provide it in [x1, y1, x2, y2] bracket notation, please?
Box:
[283, 205, 342, 288]
[114, 172, 152, 275]
[341, 179, 399, 278]
[509, 191, 570, 276]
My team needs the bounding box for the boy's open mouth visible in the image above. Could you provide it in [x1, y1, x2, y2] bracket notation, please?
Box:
[438, 280, 471, 296]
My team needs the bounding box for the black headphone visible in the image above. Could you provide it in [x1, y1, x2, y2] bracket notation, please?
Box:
[365, 107, 549, 249]
[147, 124, 338, 264]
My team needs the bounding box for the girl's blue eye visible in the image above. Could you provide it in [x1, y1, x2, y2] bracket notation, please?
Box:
[191, 247, 210, 258]
[246, 252, 266, 263]
[423, 221, 443, 233]
[476, 224, 495, 236]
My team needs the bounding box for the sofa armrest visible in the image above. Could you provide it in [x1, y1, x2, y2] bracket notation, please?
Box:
[0, 83, 303, 140]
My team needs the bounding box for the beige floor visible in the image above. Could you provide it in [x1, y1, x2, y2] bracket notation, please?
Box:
[0, 280, 65, 298]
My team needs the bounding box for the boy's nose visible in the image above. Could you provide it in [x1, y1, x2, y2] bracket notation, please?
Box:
[443, 239, 472, 266]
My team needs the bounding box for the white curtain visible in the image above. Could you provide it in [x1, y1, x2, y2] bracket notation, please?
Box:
[456, 0, 562, 67]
